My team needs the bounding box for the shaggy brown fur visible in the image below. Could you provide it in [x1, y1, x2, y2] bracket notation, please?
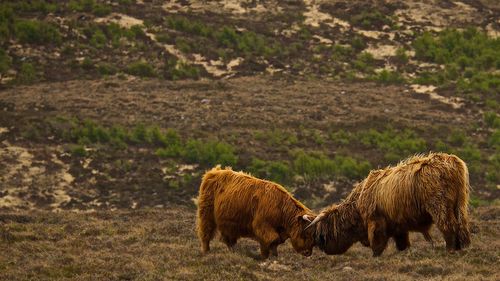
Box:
[196, 166, 316, 259]
[310, 152, 471, 256]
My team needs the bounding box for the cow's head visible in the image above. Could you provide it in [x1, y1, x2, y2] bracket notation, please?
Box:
[290, 214, 317, 257]
[306, 203, 366, 255]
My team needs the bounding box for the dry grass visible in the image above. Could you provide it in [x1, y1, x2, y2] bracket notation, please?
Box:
[0, 206, 498, 280]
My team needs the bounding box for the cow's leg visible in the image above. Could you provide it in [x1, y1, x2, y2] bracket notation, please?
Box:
[427, 205, 458, 251]
[197, 215, 216, 254]
[253, 223, 280, 259]
[422, 228, 434, 248]
[270, 241, 280, 257]
[394, 231, 410, 251]
[221, 233, 238, 251]
[368, 217, 389, 257]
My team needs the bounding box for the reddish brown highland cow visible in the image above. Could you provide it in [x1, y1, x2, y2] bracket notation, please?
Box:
[196, 166, 317, 258]
[307, 152, 471, 256]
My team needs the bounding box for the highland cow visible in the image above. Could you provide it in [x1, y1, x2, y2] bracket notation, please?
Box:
[307, 153, 471, 256]
[197, 166, 317, 258]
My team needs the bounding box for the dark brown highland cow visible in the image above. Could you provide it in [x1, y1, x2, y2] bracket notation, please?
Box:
[307, 153, 471, 256]
[196, 166, 317, 258]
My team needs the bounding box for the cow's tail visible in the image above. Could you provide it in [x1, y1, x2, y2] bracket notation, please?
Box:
[455, 157, 471, 249]
[196, 165, 222, 253]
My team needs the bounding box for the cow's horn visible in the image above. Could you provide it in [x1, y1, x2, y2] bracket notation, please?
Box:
[304, 213, 325, 230]
[302, 214, 312, 222]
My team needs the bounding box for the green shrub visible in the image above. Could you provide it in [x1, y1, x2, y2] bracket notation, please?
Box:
[69, 144, 87, 157]
[457, 72, 500, 94]
[469, 196, 489, 208]
[434, 140, 449, 151]
[372, 69, 405, 84]
[92, 3, 112, 17]
[0, 48, 12, 75]
[350, 36, 366, 51]
[331, 44, 354, 61]
[484, 112, 500, 129]
[1, 1, 57, 15]
[97, 63, 117, 75]
[81, 57, 94, 70]
[16, 62, 37, 84]
[292, 150, 370, 181]
[182, 139, 237, 167]
[175, 37, 192, 53]
[448, 130, 467, 146]
[359, 128, 427, 162]
[156, 33, 170, 43]
[413, 71, 445, 85]
[488, 129, 500, 149]
[450, 142, 482, 175]
[14, 20, 61, 45]
[129, 25, 144, 38]
[412, 28, 500, 95]
[253, 129, 298, 148]
[0, 5, 13, 43]
[395, 48, 409, 63]
[353, 52, 375, 73]
[116, 0, 134, 5]
[69, 0, 111, 16]
[165, 15, 280, 58]
[248, 158, 292, 185]
[129, 124, 147, 143]
[154, 128, 183, 157]
[293, 151, 335, 181]
[126, 61, 156, 77]
[332, 155, 372, 179]
[164, 59, 201, 80]
[166, 16, 213, 37]
[350, 10, 393, 29]
[330, 130, 352, 145]
[90, 29, 107, 48]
